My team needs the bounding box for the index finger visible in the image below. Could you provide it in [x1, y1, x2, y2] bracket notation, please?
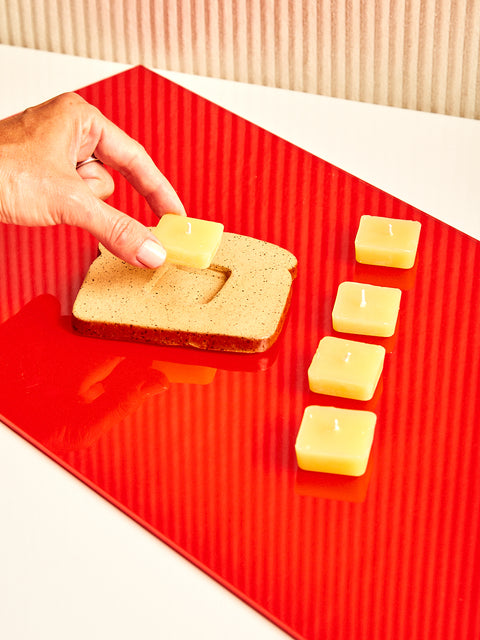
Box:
[89, 107, 186, 217]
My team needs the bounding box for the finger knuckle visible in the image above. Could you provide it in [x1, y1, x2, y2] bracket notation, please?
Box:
[56, 92, 85, 110]
[108, 215, 139, 251]
[125, 140, 147, 173]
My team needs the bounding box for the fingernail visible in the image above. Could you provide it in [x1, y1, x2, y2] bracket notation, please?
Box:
[137, 238, 167, 268]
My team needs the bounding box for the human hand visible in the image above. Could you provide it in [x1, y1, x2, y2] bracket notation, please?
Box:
[0, 92, 186, 268]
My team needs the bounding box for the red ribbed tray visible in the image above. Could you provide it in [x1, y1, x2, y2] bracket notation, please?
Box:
[1, 67, 479, 640]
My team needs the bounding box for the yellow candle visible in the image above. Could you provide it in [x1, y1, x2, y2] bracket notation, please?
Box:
[355, 215, 421, 269]
[308, 336, 385, 401]
[332, 281, 402, 337]
[153, 214, 224, 269]
[295, 405, 376, 476]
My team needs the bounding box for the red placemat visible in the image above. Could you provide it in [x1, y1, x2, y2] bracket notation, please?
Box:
[1, 67, 479, 640]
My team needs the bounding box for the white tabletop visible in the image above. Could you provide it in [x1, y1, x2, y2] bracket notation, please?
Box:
[1, 45, 479, 640]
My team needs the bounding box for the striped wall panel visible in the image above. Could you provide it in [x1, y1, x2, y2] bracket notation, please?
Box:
[0, 0, 479, 118]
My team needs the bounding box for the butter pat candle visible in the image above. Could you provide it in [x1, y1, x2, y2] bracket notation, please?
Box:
[308, 336, 385, 400]
[332, 281, 402, 337]
[355, 215, 421, 269]
[153, 214, 224, 269]
[295, 406, 376, 476]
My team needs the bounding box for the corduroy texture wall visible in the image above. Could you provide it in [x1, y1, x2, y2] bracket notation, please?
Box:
[1, 0, 479, 119]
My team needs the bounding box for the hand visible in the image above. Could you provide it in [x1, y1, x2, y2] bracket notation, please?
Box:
[0, 92, 186, 268]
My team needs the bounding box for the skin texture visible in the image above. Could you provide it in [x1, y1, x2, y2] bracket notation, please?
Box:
[0, 92, 186, 268]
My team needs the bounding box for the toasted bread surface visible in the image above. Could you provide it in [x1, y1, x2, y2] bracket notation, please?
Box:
[72, 232, 297, 353]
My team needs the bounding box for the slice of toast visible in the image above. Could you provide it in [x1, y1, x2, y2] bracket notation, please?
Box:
[72, 232, 297, 353]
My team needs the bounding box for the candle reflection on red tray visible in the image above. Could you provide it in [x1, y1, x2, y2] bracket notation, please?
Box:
[294, 448, 375, 503]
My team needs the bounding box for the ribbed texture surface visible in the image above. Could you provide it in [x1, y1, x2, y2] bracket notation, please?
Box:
[1, 68, 480, 639]
[1, 0, 480, 118]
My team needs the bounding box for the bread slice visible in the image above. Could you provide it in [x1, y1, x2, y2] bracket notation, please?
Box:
[72, 232, 297, 353]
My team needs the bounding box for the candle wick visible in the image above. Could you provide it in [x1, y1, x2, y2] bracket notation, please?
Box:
[388, 223, 394, 236]
[186, 222, 192, 235]
[360, 288, 367, 308]
[344, 351, 352, 363]
[334, 418, 340, 431]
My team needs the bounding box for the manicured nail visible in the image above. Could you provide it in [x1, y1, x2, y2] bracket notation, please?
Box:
[137, 238, 167, 268]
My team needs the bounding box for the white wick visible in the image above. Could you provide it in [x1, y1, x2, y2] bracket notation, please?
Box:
[334, 418, 340, 431]
[344, 351, 352, 363]
[186, 222, 192, 235]
[388, 223, 394, 236]
[360, 288, 367, 308]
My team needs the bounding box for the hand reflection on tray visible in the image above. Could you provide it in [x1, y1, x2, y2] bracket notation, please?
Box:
[0, 295, 278, 455]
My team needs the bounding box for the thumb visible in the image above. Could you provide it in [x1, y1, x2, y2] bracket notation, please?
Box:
[62, 182, 167, 268]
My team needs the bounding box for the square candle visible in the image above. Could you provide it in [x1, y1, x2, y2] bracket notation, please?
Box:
[308, 336, 385, 401]
[332, 281, 402, 337]
[295, 406, 376, 476]
[153, 214, 224, 269]
[355, 215, 421, 269]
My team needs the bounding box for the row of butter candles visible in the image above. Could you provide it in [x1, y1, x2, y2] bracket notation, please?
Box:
[295, 215, 422, 477]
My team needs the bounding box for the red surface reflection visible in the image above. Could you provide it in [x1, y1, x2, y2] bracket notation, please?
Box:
[1, 67, 480, 640]
[0, 294, 276, 454]
[295, 450, 375, 502]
